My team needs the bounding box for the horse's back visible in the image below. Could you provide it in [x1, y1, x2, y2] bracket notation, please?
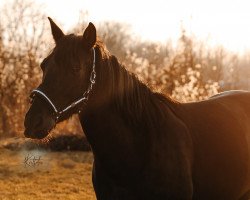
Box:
[179, 90, 250, 199]
[209, 90, 249, 99]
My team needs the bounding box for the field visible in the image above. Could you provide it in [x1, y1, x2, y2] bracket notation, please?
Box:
[0, 138, 96, 200]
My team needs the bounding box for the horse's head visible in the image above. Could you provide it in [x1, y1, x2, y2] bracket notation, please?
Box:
[24, 17, 97, 139]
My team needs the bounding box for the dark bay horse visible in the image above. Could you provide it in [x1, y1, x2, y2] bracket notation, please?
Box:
[24, 18, 250, 200]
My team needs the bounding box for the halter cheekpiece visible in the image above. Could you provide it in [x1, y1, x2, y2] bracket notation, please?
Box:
[30, 48, 96, 121]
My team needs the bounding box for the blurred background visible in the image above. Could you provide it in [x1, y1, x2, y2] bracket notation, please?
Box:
[2, 0, 250, 199]
[1, 0, 250, 138]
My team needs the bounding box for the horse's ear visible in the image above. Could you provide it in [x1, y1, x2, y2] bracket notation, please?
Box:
[48, 17, 65, 43]
[83, 22, 96, 50]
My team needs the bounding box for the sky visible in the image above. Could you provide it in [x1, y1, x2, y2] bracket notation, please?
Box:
[21, 0, 250, 53]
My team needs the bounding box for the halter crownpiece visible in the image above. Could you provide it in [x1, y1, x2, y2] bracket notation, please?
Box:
[30, 48, 96, 121]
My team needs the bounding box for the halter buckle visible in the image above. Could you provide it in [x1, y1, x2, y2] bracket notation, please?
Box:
[90, 71, 96, 84]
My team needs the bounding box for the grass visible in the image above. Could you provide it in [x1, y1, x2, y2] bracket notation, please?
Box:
[0, 148, 96, 200]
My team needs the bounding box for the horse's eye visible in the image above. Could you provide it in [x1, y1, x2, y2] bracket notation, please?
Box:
[72, 65, 81, 71]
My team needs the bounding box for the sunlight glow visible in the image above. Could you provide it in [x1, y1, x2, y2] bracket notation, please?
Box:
[36, 0, 250, 52]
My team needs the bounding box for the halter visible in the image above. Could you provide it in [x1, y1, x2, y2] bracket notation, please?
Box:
[30, 48, 96, 121]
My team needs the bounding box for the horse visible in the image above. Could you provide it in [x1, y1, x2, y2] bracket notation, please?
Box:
[24, 17, 250, 200]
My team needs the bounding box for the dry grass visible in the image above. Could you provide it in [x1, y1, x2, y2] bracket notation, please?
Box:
[0, 147, 96, 200]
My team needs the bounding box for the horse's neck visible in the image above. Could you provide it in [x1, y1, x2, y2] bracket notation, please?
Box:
[79, 55, 156, 176]
[79, 52, 193, 188]
[85, 53, 154, 124]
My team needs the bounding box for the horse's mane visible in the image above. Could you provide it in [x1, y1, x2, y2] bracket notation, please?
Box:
[94, 40, 179, 127]
[53, 34, 179, 127]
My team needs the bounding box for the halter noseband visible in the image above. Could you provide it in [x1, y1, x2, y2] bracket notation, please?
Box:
[30, 48, 96, 121]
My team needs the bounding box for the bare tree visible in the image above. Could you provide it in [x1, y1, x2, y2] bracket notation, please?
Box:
[0, 0, 48, 137]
